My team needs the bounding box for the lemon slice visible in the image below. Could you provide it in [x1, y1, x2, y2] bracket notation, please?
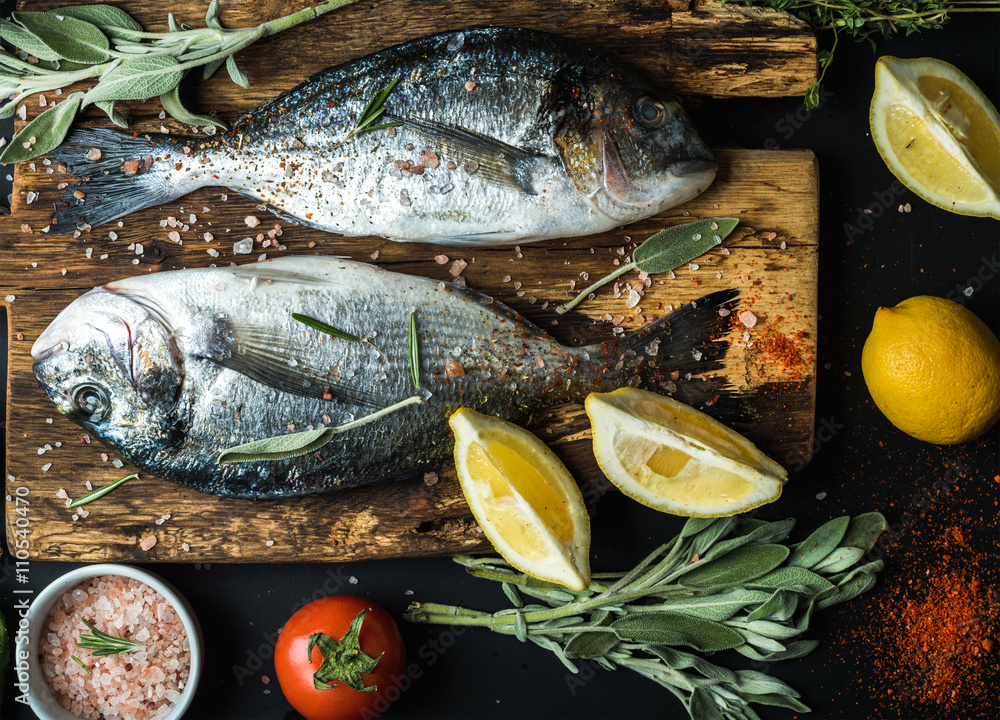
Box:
[870, 56, 1000, 218]
[449, 408, 590, 590]
[586, 388, 786, 517]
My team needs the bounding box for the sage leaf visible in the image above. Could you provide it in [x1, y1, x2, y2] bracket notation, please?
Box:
[786, 515, 849, 568]
[202, 57, 226, 81]
[634, 217, 738, 273]
[528, 635, 578, 673]
[0, 92, 83, 164]
[13, 11, 111, 64]
[688, 687, 725, 720]
[744, 692, 810, 712]
[741, 620, 805, 640]
[812, 546, 866, 573]
[651, 646, 738, 684]
[95, 100, 127, 128]
[690, 516, 739, 557]
[734, 670, 802, 698]
[678, 545, 790, 589]
[501, 582, 523, 608]
[749, 566, 835, 593]
[654, 589, 771, 622]
[218, 395, 423, 463]
[699, 519, 796, 564]
[831, 559, 884, 588]
[83, 56, 183, 104]
[840, 511, 888, 553]
[679, 517, 721, 539]
[564, 629, 619, 659]
[747, 589, 798, 622]
[160, 85, 225, 128]
[738, 629, 786, 653]
[55, 5, 143, 42]
[611, 612, 744, 652]
[226, 55, 250, 88]
[0, 18, 63, 61]
[205, 0, 224, 29]
[817, 569, 878, 610]
[513, 611, 527, 642]
[734, 638, 818, 662]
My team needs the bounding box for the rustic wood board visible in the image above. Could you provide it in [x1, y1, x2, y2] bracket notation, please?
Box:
[2, 0, 819, 562]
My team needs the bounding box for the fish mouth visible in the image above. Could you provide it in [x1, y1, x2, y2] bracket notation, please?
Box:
[672, 158, 719, 183]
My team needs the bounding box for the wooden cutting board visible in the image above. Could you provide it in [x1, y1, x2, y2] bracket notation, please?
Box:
[2, 0, 818, 562]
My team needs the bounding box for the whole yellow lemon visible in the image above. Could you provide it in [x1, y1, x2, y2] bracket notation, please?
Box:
[861, 296, 1000, 444]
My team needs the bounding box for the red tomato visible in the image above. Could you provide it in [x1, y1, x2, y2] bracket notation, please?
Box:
[274, 596, 407, 720]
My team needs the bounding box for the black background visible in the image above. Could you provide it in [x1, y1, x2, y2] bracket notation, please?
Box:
[2, 3, 999, 719]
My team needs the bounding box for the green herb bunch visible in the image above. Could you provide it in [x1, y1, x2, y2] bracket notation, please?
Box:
[0, 0, 357, 164]
[407, 512, 887, 720]
[724, 1, 1000, 107]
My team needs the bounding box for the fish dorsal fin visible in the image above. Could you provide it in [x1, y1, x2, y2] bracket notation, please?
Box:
[440, 280, 550, 339]
[200, 320, 377, 408]
[388, 113, 549, 195]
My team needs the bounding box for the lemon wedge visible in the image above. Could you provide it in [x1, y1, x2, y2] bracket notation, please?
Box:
[586, 388, 786, 517]
[449, 408, 590, 590]
[870, 56, 1000, 218]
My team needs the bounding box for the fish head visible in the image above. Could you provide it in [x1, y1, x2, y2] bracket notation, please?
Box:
[31, 286, 184, 454]
[552, 69, 717, 223]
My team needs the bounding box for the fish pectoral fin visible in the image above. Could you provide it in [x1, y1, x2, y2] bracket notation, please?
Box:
[391, 114, 548, 195]
[204, 325, 377, 408]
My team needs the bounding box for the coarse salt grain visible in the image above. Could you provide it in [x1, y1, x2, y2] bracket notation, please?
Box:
[139, 535, 157, 551]
[738, 311, 757, 328]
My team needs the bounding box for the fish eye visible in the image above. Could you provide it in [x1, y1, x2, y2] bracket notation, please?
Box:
[73, 384, 110, 421]
[634, 97, 667, 128]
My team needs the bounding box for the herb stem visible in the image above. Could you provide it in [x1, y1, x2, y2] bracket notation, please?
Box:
[556, 262, 635, 314]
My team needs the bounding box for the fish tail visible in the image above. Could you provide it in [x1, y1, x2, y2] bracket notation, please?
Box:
[48, 127, 208, 233]
[581, 288, 740, 400]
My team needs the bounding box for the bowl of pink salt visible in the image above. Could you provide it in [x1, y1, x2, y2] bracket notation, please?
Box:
[20, 564, 202, 720]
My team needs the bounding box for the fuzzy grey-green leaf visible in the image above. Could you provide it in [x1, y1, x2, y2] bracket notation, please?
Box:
[787, 515, 849, 568]
[688, 688, 725, 720]
[749, 566, 835, 593]
[747, 589, 798, 622]
[160, 85, 225, 128]
[0, 18, 63, 61]
[678, 545, 790, 589]
[564, 629, 619, 659]
[55, 5, 143, 42]
[84, 56, 182, 104]
[218, 426, 334, 463]
[734, 670, 802, 698]
[654, 589, 771, 622]
[813, 546, 866, 573]
[0, 92, 83, 164]
[840, 512, 887, 553]
[611, 611, 744, 652]
[13, 11, 111, 64]
[633, 217, 738, 273]
[95, 100, 127, 128]
[226, 55, 250, 88]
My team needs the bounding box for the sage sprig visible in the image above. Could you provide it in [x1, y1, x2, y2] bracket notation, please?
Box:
[556, 218, 738, 314]
[406, 512, 887, 720]
[76, 619, 146, 656]
[67, 472, 136, 508]
[218, 394, 426, 463]
[0, 0, 359, 164]
[723, 1, 1000, 108]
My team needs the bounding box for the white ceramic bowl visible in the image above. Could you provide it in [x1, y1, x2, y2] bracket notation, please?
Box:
[17, 564, 203, 720]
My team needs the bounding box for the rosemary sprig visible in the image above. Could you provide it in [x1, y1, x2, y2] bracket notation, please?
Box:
[725, 1, 1000, 107]
[76, 620, 146, 657]
[0, 0, 360, 164]
[556, 218, 738, 314]
[407, 513, 888, 720]
[346, 76, 403, 141]
[291, 312, 362, 343]
[407, 309, 420, 388]
[67, 473, 136, 508]
[70, 655, 91, 674]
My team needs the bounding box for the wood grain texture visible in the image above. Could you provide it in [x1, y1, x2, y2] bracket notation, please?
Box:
[2, 0, 819, 562]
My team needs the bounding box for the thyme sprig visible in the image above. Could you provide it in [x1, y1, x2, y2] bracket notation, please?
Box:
[407, 513, 888, 720]
[76, 619, 146, 656]
[0, 0, 360, 164]
[725, 1, 1000, 107]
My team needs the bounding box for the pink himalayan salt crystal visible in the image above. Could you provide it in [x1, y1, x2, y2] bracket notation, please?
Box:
[449, 259, 467, 277]
[40, 575, 190, 720]
[139, 535, 157, 551]
[739, 310, 758, 329]
[245, 215, 261, 228]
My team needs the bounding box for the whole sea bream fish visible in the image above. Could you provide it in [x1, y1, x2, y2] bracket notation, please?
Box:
[50, 27, 717, 245]
[31, 257, 738, 499]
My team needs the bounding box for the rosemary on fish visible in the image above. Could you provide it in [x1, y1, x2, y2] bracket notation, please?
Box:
[408, 309, 420, 387]
[723, 1, 1000, 108]
[556, 218, 738, 314]
[406, 513, 887, 720]
[0, 0, 361, 164]
[67, 473, 137, 508]
[346, 76, 403, 141]
[76, 620, 146, 657]
[70, 655, 91, 674]
[291, 312, 362, 343]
